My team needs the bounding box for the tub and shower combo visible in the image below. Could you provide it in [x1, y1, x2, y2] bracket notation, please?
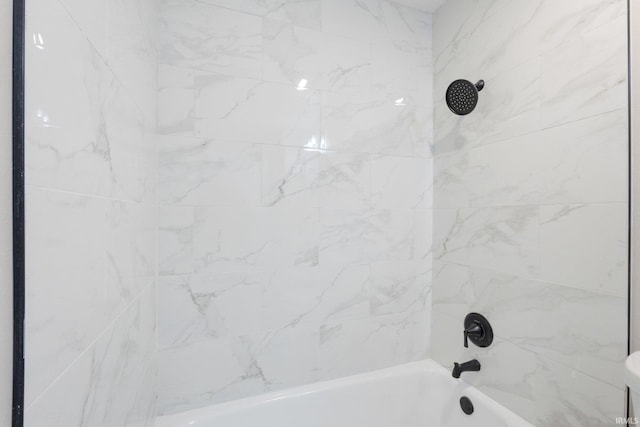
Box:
[16, 0, 631, 426]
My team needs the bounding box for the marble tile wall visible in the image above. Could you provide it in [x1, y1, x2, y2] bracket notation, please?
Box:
[432, 0, 628, 425]
[0, 0, 12, 424]
[23, 0, 158, 425]
[156, 0, 434, 415]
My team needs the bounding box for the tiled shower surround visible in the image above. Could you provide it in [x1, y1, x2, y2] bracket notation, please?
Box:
[156, 0, 433, 414]
[20, 0, 630, 426]
[432, 0, 628, 425]
[24, 0, 158, 425]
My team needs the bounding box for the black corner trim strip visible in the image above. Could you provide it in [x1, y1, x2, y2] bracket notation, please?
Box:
[12, 0, 25, 425]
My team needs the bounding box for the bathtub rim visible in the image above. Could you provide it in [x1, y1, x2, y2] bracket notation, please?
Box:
[155, 358, 534, 427]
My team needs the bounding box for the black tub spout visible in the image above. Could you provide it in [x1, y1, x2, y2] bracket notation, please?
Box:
[452, 359, 481, 378]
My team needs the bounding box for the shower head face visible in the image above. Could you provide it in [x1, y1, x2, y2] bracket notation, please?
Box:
[446, 79, 480, 116]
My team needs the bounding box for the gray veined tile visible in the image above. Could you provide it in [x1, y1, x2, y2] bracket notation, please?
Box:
[370, 260, 431, 316]
[107, 0, 158, 125]
[194, 74, 321, 146]
[539, 203, 628, 297]
[25, 188, 108, 407]
[158, 206, 196, 276]
[313, 151, 372, 214]
[157, 323, 320, 415]
[25, 0, 116, 197]
[321, 88, 433, 157]
[434, 108, 628, 208]
[371, 155, 433, 210]
[261, 145, 320, 208]
[201, 0, 322, 31]
[319, 309, 430, 380]
[159, 0, 262, 79]
[26, 290, 157, 426]
[541, 15, 627, 128]
[158, 65, 213, 136]
[157, 339, 250, 415]
[262, 262, 371, 330]
[262, 20, 372, 93]
[158, 137, 262, 207]
[106, 201, 156, 316]
[432, 262, 627, 388]
[56, 0, 108, 59]
[319, 208, 415, 266]
[158, 272, 266, 349]
[433, 206, 540, 278]
[192, 207, 319, 275]
[321, 0, 432, 52]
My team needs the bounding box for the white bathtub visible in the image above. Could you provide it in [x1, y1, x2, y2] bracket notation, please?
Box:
[155, 360, 533, 427]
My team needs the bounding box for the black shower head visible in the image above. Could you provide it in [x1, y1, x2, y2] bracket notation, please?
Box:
[446, 79, 484, 116]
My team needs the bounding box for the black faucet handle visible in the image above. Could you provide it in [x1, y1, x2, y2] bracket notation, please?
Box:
[463, 313, 493, 348]
[464, 323, 482, 348]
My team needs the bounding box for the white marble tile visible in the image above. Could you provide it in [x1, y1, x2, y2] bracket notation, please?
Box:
[229, 324, 320, 392]
[260, 265, 324, 330]
[434, 108, 628, 208]
[26, 288, 156, 427]
[370, 260, 431, 316]
[541, 15, 627, 127]
[261, 145, 320, 208]
[157, 339, 252, 415]
[322, 89, 433, 157]
[319, 309, 429, 379]
[302, 263, 371, 325]
[106, 201, 156, 315]
[262, 20, 371, 93]
[314, 151, 371, 213]
[194, 74, 321, 146]
[202, 0, 321, 30]
[371, 155, 432, 209]
[158, 207, 195, 275]
[192, 207, 319, 274]
[158, 272, 265, 348]
[434, 0, 625, 87]
[435, 0, 543, 85]
[319, 209, 415, 266]
[264, 263, 371, 329]
[105, 83, 156, 204]
[158, 65, 210, 136]
[433, 206, 540, 278]
[107, 0, 158, 125]
[158, 0, 262, 79]
[371, 40, 432, 100]
[25, 188, 107, 406]
[26, 0, 154, 203]
[539, 203, 628, 296]
[413, 209, 434, 261]
[158, 323, 319, 415]
[262, 148, 372, 212]
[56, 0, 108, 59]
[158, 137, 262, 206]
[321, 0, 431, 51]
[431, 0, 628, 425]
[25, 0, 115, 197]
[432, 262, 627, 388]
